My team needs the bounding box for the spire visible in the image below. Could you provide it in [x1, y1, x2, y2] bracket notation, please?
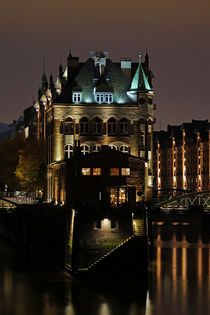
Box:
[130, 52, 152, 92]
[41, 57, 48, 94]
[59, 63, 63, 79]
[144, 49, 149, 75]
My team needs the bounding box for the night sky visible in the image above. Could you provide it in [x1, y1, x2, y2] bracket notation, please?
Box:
[1, 0, 210, 129]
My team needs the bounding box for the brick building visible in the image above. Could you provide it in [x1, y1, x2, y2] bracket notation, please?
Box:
[153, 120, 210, 195]
[45, 51, 156, 202]
[51, 145, 145, 206]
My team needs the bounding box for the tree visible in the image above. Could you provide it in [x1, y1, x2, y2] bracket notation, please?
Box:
[0, 135, 24, 191]
[15, 138, 46, 192]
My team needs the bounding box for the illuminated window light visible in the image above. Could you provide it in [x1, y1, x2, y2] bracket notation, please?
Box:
[110, 168, 119, 176]
[121, 168, 130, 176]
[81, 168, 91, 175]
[93, 168, 101, 176]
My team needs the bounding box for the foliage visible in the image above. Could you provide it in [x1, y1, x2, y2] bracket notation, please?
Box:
[0, 135, 24, 191]
[15, 138, 46, 192]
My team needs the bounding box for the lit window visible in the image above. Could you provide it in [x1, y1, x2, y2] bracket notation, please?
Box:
[148, 125, 152, 132]
[64, 117, 74, 135]
[80, 117, 89, 135]
[110, 168, 119, 176]
[91, 144, 101, 152]
[110, 187, 127, 206]
[108, 118, 116, 136]
[64, 144, 73, 159]
[118, 188, 126, 204]
[73, 93, 82, 103]
[92, 117, 102, 135]
[93, 168, 101, 176]
[96, 94, 104, 103]
[81, 144, 90, 155]
[110, 188, 118, 206]
[105, 94, 113, 103]
[81, 168, 91, 175]
[120, 118, 130, 135]
[120, 145, 129, 154]
[140, 150, 145, 158]
[121, 168, 130, 176]
[109, 145, 117, 150]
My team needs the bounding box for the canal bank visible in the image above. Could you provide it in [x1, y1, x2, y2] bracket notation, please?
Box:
[0, 203, 150, 280]
[0, 212, 209, 315]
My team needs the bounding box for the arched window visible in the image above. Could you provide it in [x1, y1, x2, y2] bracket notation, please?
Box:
[120, 118, 130, 136]
[92, 117, 102, 135]
[81, 144, 90, 155]
[120, 145, 130, 154]
[108, 118, 116, 136]
[109, 145, 117, 150]
[91, 144, 101, 152]
[80, 117, 89, 135]
[64, 144, 74, 159]
[64, 117, 74, 135]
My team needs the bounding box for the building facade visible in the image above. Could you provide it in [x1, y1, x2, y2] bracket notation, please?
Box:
[44, 51, 155, 202]
[153, 120, 210, 195]
[52, 146, 145, 206]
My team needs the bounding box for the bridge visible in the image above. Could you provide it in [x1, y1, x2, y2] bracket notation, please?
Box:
[154, 191, 210, 212]
[0, 198, 17, 210]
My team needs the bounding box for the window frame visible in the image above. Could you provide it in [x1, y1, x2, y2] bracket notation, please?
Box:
[91, 144, 101, 152]
[120, 118, 130, 136]
[92, 117, 102, 135]
[81, 168, 91, 175]
[108, 118, 117, 136]
[81, 144, 90, 155]
[96, 93, 104, 104]
[80, 117, 89, 135]
[64, 144, 74, 159]
[120, 145, 130, 154]
[105, 93, 113, 104]
[72, 92, 82, 103]
[110, 168, 120, 176]
[64, 117, 74, 135]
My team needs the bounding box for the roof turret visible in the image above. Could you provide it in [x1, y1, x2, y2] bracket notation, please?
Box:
[130, 53, 152, 92]
[33, 101, 40, 112]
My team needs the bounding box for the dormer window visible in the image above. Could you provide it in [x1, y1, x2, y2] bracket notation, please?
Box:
[96, 94, 104, 104]
[95, 93, 113, 104]
[73, 92, 82, 103]
[105, 94, 113, 104]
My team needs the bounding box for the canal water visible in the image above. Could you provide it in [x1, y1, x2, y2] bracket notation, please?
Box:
[0, 216, 209, 315]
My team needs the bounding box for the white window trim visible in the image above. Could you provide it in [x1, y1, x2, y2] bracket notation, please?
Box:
[105, 93, 113, 104]
[73, 92, 82, 103]
[81, 144, 90, 155]
[120, 145, 129, 153]
[64, 144, 74, 159]
[91, 144, 101, 152]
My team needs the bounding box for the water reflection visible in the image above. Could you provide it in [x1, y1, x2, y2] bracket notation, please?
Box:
[0, 217, 209, 315]
[151, 219, 210, 315]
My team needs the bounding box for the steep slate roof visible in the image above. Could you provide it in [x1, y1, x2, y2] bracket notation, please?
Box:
[95, 74, 113, 92]
[54, 57, 134, 105]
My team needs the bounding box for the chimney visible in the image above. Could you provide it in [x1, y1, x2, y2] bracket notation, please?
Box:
[120, 58, 131, 80]
[67, 54, 79, 81]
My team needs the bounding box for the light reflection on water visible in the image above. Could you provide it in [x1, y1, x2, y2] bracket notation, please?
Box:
[0, 218, 209, 315]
